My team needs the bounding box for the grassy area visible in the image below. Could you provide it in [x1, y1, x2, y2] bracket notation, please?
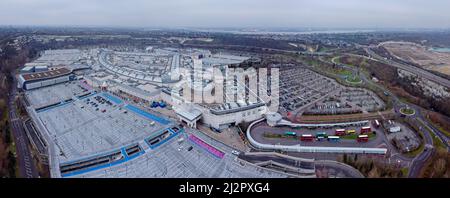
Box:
[431, 134, 446, 150]
[400, 108, 415, 115]
[7, 134, 19, 177]
[1, 104, 19, 178]
[340, 134, 358, 140]
[433, 125, 450, 138]
[346, 75, 362, 83]
[402, 116, 448, 158]
[341, 133, 376, 140]
[294, 54, 397, 111]
[263, 133, 297, 140]
[417, 116, 447, 149]
[310, 63, 394, 111]
[309, 65, 362, 87]
[264, 132, 377, 141]
[425, 115, 450, 138]
[330, 67, 362, 84]
[404, 141, 425, 158]
[400, 167, 409, 177]
[336, 69, 353, 76]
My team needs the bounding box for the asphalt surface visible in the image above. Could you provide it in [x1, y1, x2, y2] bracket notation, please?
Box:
[364, 47, 450, 88]
[330, 53, 449, 177]
[240, 154, 316, 170]
[7, 77, 39, 178]
[250, 122, 387, 148]
[315, 160, 364, 178]
[240, 153, 364, 178]
[241, 50, 446, 178]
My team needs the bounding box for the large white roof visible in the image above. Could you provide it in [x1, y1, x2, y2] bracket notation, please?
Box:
[174, 105, 202, 121]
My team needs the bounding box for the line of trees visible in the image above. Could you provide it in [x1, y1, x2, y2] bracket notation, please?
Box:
[341, 154, 404, 178]
[0, 36, 29, 178]
[339, 55, 450, 118]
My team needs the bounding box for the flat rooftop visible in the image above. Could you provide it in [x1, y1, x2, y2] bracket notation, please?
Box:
[21, 67, 71, 81]
[71, 130, 289, 178]
[33, 49, 82, 65]
[36, 92, 172, 163]
[25, 81, 90, 108]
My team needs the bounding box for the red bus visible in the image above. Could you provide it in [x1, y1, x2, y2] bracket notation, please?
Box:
[335, 129, 346, 136]
[300, 134, 314, 142]
[360, 126, 372, 134]
[357, 135, 369, 142]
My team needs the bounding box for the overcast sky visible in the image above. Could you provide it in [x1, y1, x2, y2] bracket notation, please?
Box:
[1, 0, 449, 29]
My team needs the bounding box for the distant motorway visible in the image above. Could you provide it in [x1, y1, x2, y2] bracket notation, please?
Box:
[322, 52, 450, 177]
[331, 52, 449, 150]
[182, 43, 332, 56]
[348, 51, 449, 148]
[364, 47, 450, 88]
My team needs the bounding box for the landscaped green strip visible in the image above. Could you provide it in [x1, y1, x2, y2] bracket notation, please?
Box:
[400, 167, 409, 177]
[340, 133, 376, 140]
[400, 108, 415, 115]
[431, 134, 446, 150]
[425, 116, 450, 138]
[404, 140, 425, 158]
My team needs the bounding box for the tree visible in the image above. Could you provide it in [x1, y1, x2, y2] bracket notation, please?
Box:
[7, 151, 16, 177]
[4, 122, 10, 144]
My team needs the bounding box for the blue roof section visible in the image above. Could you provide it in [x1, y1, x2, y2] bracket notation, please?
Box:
[146, 130, 180, 150]
[102, 92, 123, 104]
[77, 91, 97, 100]
[61, 144, 145, 178]
[36, 100, 73, 113]
[125, 104, 170, 125]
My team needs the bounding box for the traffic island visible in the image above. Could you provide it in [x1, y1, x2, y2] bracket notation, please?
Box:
[399, 107, 416, 116]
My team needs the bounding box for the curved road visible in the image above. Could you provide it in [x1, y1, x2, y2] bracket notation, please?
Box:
[329, 54, 448, 177]
[331, 53, 449, 149]
[315, 160, 364, 178]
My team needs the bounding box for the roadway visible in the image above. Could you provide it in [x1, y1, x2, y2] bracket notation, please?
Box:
[364, 47, 450, 88]
[332, 52, 449, 150]
[315, 160, 365, 178]
[250, 122, 387, 149]
[329, 53, 448, 177]
[332, 54, 447, 139]
[7, 75, 39, 178]
[239, 152, 364, 178]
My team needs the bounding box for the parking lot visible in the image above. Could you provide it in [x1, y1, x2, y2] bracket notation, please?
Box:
[304, 87, 385, 115]
[70, 131, 289, 178]
[26, 83, 290, 178]
[25, 81, 90, 108]
[36, 92, 169, 162]
[279, 67, 341, 113]
[250, 121, 387, 148]
[385, 121, 421, 153]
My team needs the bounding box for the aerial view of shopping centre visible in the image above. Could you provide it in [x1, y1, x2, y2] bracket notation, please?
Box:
[3, 33, 446, 179]
[1, 1, 450, 180]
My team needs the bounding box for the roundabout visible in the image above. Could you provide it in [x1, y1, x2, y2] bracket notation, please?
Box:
[345, 75, 363, 84]
[399, 107, 416, 116]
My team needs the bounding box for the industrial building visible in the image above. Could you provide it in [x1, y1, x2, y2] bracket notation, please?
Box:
[17, 67, 75, 90]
